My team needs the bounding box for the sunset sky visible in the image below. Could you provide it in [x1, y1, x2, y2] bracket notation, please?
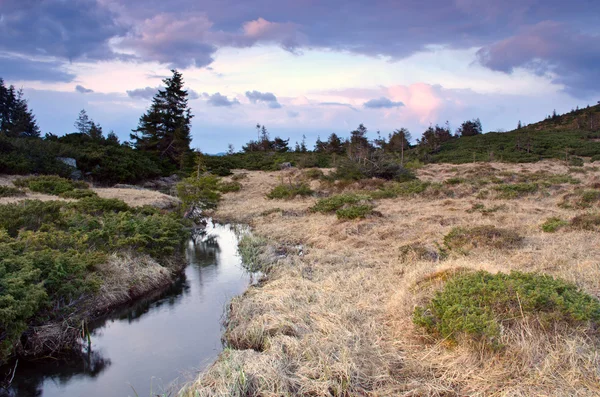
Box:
[1, 0, 599, 152]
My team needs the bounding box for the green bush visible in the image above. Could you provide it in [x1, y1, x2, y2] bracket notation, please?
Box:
[413, 271, 600, 348]
[541, 217, 568, 232]
[267, 183, 313, 199]
[59, 189, 98, 199]
[14, 175, 88, 195]
[445, 177, 465, 185]
[0, 186, 25, 197]
[336, 204, 374, 220]
[303, 168, 325, 180]
[71, 196, 130, 215]
[370, 180, 430, 199]
[493, 183, 538, 199]
[311, 193, 369, 213]
[177, 174, 222, 210]
[568, 156, 585, 167]
[444, 225, 523, 252]
[219, 181, 242, 193]
[0, 199, 188, 360]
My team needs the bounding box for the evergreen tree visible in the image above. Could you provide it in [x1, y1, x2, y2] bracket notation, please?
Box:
[325, 133, 345, 155]
[89, 121, 104, 140]
[273, 137, 290, 153]
[456, 118, 482, 137]
[131, 69, 193, 167]
[0, 80, 40, 137]
[314, 136, 326, 153]
[74, 109, 93, 135]
[300, 134, 308, 153]
[107, 130, 119, 144]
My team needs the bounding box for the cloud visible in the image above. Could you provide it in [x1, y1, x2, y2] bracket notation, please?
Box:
[0, 55, 76, 82]
[75, 85, 94, 94]
[205, 92, 240, 107]
[245, 90, 282, 108]
[363, 97, 404, 109]
[319, 102, 358, 111]
[126, 86, 200, 100]
[476, 21, 600, 96]
[0, 0, 127, 62]
[126, 86, 160, 100]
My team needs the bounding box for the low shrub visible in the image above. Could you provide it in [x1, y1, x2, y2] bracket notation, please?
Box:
[570, 214, 600, 231]
[59, 189, 98, 199]
[303, 168, 325, 180]
[219, 181, 242, 193]
[445, 177, 465, 185]
[267, 183, 313, 200]
[370, 180, 430, 199]
[493, 183, 538, 199]
[398, 243, 439, 262]
[541, 217, 568, 233]
[0, 186, 25, 197]
[466, 203, 506, 215]
[413, 271, 600, 349]
[444, 225, 523, 252]
[336, 204, 374, 220]
[311, 193, 369, 213]
[14, 175, 89, 195]
[568, 156, 585, 167]
[176, 174, 222, 211]
[71, 196, 130, 215]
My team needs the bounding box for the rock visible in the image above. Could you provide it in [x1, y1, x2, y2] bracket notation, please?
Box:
[279, 162, 292, 169]
[57, 157, 77, 168]
[113, 184, 144, 190]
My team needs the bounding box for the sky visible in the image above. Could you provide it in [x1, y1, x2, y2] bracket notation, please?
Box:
[1, 0, 599, 153]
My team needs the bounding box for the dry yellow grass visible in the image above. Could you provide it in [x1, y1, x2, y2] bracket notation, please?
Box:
[184, 162, 600, 396]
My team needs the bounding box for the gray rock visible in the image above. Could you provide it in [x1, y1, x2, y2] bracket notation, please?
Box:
[57, 157, 77, 168]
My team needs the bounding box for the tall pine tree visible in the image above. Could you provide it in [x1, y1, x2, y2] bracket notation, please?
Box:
[0, 79, 40, 137]
[130, 70, 193, 167]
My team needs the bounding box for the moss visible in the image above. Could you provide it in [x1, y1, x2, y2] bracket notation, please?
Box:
[413, 270, 600, 349]
[541, 217, 568, 233]
[444, 225, 523, 252]
[311, 193, 369, 213]
[336, 204, 374, 220]
[493, 183, 538, 199]
[267, 183, 313, 200]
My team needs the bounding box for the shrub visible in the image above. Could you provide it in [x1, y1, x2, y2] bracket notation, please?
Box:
[413, 271, 600, 349]
[267, 183, 313, 200]
[71, 196, 130, 215]
[303, 168, 324, 180]
[444, 225, 523, 252]
[311, 193, 369, 213]
[541, 217, 568, 232]
[445, 177, 464, 185]
[14, 175, 88, 195]
[370, 180, 430, 199]
[0, 200, 64, 237]
[336, 204, 374, 220]
[59, 189, 98, 199]
[568, 156, 585, 167]
[493, 183, 538, 199]
[219, 181, 242, 193]
[177, 174, 222, 211]
[0, 186, 25, 197]
[570, 214, 600, 231]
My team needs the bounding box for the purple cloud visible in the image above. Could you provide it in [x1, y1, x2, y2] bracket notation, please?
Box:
[364, 97, 404, 109]
[75, 85, 94, 94]
[0, 55, 75, 82]
[206, 93, 240, 107]
[245, 90, 282, 108]
[126, 86, 160, 100]
[476, 21, 600, 96]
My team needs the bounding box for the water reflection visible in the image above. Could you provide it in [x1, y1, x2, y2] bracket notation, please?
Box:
[1, 221, 254, 397]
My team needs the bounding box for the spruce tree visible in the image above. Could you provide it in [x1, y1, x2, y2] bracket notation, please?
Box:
[74, 109, 93, 135]
[130, 70, 193, 167]
[0, 80, 40, 137]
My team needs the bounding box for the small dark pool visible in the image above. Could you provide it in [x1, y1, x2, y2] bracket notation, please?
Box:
[2, 221, 254, 397]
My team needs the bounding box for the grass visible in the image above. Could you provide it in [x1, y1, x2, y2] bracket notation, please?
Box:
[413, 270, 600, 349]
[570, 213, 600, 231]
[219, 181, 242, 193]
[183, 161, 600, 396]
[266, 183, 313, 199]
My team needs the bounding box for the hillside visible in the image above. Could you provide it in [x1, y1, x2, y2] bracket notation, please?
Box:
[429, 104, 600, 164]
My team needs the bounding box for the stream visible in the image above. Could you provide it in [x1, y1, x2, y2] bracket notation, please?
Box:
[2, 221, 254, 397]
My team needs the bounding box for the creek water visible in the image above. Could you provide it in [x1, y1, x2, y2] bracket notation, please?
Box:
[2, 221, 254, 397]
